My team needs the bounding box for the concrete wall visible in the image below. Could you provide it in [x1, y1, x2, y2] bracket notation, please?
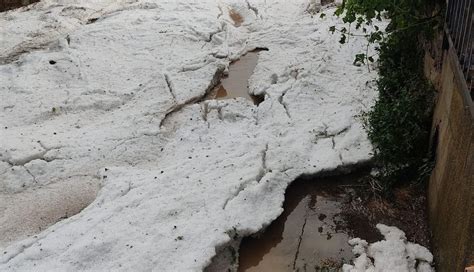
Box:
[425, 33, 474, 272]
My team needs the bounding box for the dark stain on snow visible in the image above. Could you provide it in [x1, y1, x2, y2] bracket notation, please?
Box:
[86, 17, 99, 24]
[229, 9, 244, 27]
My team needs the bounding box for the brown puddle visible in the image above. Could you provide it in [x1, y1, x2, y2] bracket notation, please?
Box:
[208, 50, 266, 105]
[238, 170, 432, 271]
[238, 173, 361, 272]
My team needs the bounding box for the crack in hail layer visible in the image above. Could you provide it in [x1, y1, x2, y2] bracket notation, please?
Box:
[200, 102, 209, 122]
[159, 67, 224, 127]
[2, 142, 62, 167]
[206, 26, 225, 43]
[3, 150, 47, 166]
[315, 124, 350, 142]
[217, 5, 224, 19]
[278, 89, 291, 119]
[164, 74, 177, 102]
[222, 144, 268, 210]
[245, 0, 259, 17]
[222, 182, 248, 210]
[255, 143, 268, 183]
[24, 166, 38, 184]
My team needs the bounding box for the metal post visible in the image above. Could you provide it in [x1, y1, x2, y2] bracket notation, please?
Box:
[454, 0, 463, 50]
[453, 0, 462, 43]
[461, 7, 473, 76]
[455, 0, 467, 51]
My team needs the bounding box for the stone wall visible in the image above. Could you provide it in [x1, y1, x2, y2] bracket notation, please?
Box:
[425, 32, 474, 272]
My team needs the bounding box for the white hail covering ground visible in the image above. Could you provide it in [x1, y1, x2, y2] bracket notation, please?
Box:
[0, 0, 431, 271]
[343, 224, 434, 272]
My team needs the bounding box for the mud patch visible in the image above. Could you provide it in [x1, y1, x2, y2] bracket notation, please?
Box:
[238, 170, 432, 271]
[339, 182, 432, 247]
[229, 9, 244, 27]
[207, 50, 267, 105]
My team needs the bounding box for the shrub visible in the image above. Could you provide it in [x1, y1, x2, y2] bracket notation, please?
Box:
[331, 0, 443, 191]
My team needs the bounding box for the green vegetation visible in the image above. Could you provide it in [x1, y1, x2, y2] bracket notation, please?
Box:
[332, 0, 443, 193]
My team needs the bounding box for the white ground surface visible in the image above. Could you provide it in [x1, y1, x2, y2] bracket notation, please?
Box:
[343, 224, 434, 272]
[0, 0, 415, 271]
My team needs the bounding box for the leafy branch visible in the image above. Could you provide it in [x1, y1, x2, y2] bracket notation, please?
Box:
[321, 0, 442, 71]
[323, 0, 444, 192]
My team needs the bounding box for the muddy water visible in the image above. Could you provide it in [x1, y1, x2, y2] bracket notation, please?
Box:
[238, 172, 367, 272]
[209, 51, 265, 105]
[237, 169, 432, 271]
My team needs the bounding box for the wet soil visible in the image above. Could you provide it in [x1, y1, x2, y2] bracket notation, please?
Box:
[238, 169, 431, 271]
[208, 51, 265, 105]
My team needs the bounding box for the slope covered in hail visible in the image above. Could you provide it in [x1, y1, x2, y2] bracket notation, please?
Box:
[1, 0, 378, 270]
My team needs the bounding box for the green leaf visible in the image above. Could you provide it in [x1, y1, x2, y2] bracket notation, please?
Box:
[334, 7, 344, 16]
[368, 31, 383, 43]
[353, 53, 366, 65]
[329, 26, 336, 33]
[320, 13, 326, 18]
[339, 34, 346, 44]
